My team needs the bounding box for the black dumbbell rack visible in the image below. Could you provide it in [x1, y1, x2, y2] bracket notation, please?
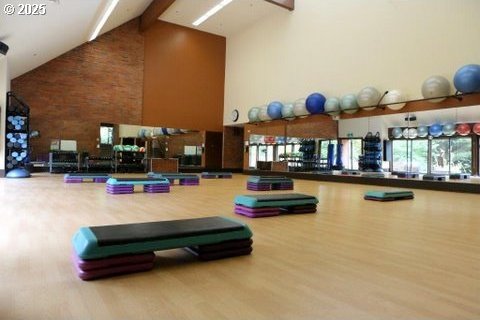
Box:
[4, 92, 30, 175]
[361, 132, 383, 172]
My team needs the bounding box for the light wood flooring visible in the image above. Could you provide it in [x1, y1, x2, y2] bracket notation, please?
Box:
[0, 173, 479, 319]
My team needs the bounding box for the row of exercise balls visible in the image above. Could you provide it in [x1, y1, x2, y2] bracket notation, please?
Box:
[138, 128, 189, 138]
[391, 123, 480, 139]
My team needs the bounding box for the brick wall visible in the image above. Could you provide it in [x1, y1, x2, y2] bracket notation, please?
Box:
[11, 19, 144, 159]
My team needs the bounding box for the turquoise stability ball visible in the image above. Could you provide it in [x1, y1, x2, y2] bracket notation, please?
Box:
[442, 122, 456, 136]
[357, 87, 381, 111]
[305, 93, 326, 114]
[324, 97, 341, 115]
[392, 127, 403, 139]
[248, 107, 261, 122]
[281, 103, 295, 119]
[429, 123, 443, 137]
[267, 101, 284, 119]
[340, 94, 359, 114]
[453, 64, 480, 93]
[417, 125, 429, 138]
[421, 75, 451, 102]
[293, 98, 308, 117]
[258, 105, 272, 121]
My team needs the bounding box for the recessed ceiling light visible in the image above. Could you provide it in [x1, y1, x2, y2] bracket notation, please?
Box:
[88, 0, 119, 42]
[192, 0, 234, 27]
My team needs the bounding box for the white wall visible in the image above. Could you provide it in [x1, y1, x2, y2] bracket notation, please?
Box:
[0, 56, 10, 172]
[224, 0, 480, 125]
[338, 105, 480, 139]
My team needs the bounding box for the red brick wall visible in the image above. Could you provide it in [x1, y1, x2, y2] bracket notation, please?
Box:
[11, 19, 144, 159]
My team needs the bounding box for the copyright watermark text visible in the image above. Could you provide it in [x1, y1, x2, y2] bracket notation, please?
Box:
[3, 3, 47, 15]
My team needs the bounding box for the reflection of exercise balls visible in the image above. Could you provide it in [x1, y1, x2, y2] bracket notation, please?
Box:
[421, 76, 451, 102]
[403, 128, 418, 139]
[324, 97, 341, 115]
[267, 101, 284, 119]
[429, 123, 443, 137]
[453, 64, 480, 93]
[248, 107, 261, 122]
[442, 122, 456, 136]
[281, 103, 295, 119]
[456, 123, 471, 136]
[258, 105, 272, 121]
[293, 99, 308, 117]
[473, 123, 480, 135]
[357, 87, 381, 111]
[305, 93, 326, 114]
[382, 90, 406, 110]
[417, 125, 429, 138]
[340, 94, 359, 114]
[392, 127, 403, 139]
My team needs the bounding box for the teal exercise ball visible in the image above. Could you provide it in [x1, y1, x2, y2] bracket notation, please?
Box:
[258, 105, 272, 121]
[421, 75, 451, 102]
[293, 99, 308, 117]
[417, 125, 429, 138]
[392, 127, 403, 139]
[357, 87, 381, 111]
[267, 101, 284, 119]
[248, 107, 261, 122]
[324, 97, 341, 115]
[305, 93, 326, 114]
[281, 103, 295, 119]
[340, 94, 359, 114]
[442, 122, 456, 136]
[453, 64, 480, 93]
[382, 90, 406, 110]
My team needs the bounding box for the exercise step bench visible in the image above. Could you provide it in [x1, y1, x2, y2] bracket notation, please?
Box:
[64, 173, 111, 183]
[147, 172, 200, 185]
[234, 193, 318, 218]
[449, 173, 470, 180]
[201, 172, 232, 179]
[364, 190, 414, 201]
[72, 216, 253, 280]
[422, 174, 448, 181]
[106, 177, 170, 194]
[247, 176, 294, 191]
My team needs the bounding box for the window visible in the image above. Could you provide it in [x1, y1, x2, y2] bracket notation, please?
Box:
[249, 145, 257, 168]
[340, 138, 362, 170]
[100, 123, 114, 145]
[258, 145, 267, 161]
[392, 139, 428, 173]
[432, 137, 472, 174]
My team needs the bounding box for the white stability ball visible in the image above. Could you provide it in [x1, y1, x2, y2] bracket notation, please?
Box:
[340, 94, 359, 114]
[324, 97, 341, 116]
[281, 103, 295, 120]
[382, 90, 406, 110]
[357, 87, 381, 111]
[248, 107, 261, 122]
[258, 105, 272, 121]
[293, 99, 308, 117]
[403, 128, 418, 139]
[421, 75, 451, 102]
[392, 127, 403, 139]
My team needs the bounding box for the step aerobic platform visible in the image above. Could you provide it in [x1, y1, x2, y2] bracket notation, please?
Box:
[364, 190, 414, 201]
[449, 173, 470, 180]
[64, 173, 111, 183]
[72, 216, 253, 280]
[234, 193, 318, 218]
[246, 176, 294, 191]
[106, 177, 170, 194]
[201, 172, 233, 179]
[422, 174, 448, 181]
[147, 172, 200, 185]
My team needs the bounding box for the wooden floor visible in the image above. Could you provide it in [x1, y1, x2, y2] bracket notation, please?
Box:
[0, 173, 479, 319]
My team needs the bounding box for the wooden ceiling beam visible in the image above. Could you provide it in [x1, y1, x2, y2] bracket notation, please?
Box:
[140, 0, 176, 32]
[264, 0, 294, 11]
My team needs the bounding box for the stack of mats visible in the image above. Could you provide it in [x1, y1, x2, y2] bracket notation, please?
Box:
[72, 216, 253, 280]
[234, 193, 318, 218]
[106, 177, 170, 194]
[422, 174, 447, 181]
[147, 172, 200, 186]
[201, 172, 233, 179]
[246, 176, 294, 191]
[364, 190, 414, 201]
[64, 173, 111, 183]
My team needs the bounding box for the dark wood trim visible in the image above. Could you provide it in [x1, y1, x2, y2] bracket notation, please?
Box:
[244, 170, 480, 194]
[140, 0, 176, 32]
[264, 0, 294, 11]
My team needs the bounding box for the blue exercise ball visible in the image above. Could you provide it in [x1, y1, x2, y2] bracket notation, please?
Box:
[340, 94, 359, 114]
[429, 123, 443, 137]
[417, 125, 429, 138]
[442, 122, 456, 136]
[305, 93, 326, 114]
[324, 97, 341, 115]
[248, 107, 261, 122]
[281, 103, 295, 119]
[267, 101, 284, 119]
[453, 64, 480, 93]
[392, 127, 403, 139]
[421, 75, 451, 102]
